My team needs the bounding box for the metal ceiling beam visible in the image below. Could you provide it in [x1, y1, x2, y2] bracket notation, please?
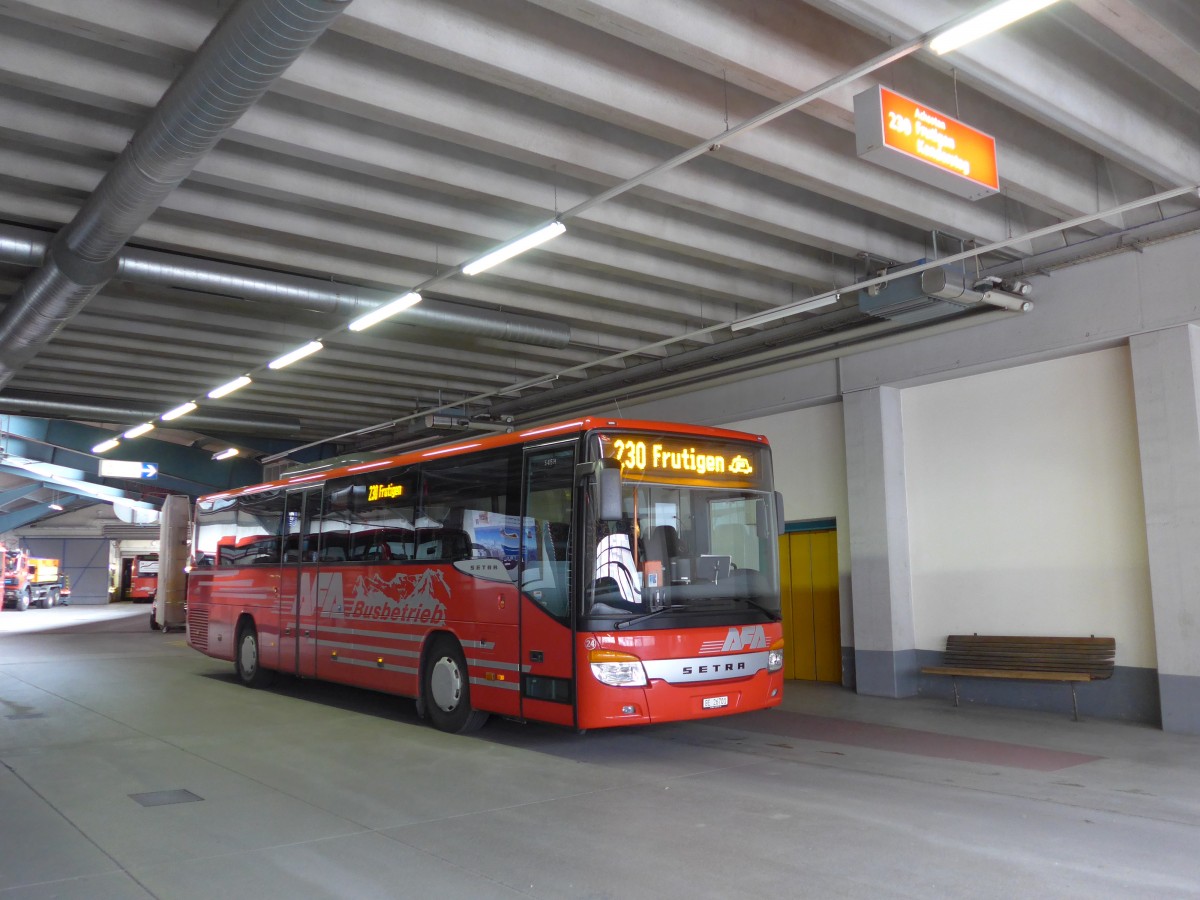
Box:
[0, 484, 40, 508]
[0, 500, 96, 533]
[0, 462, 154, 506]
[0, 419, 266, 494]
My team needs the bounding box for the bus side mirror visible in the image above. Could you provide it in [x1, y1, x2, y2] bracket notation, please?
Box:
[755, 493, 785, 538]
[598, 464, 624, 522]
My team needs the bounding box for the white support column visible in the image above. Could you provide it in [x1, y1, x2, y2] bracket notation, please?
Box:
[844, 386, 918, 696]
[1130, 325, 1200, 734]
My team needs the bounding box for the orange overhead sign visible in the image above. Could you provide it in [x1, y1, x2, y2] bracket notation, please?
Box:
[855, 86, 998, 200]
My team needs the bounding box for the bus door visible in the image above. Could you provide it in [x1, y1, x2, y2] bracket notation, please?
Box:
[280, 486, 323, 678]
[518, 443, 577, 727]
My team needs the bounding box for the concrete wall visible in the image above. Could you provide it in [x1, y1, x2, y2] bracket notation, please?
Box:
[902, 348, 1154, 667]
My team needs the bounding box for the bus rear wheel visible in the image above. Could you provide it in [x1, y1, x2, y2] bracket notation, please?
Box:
[235, 622, 274, 688]
[423, 637, 488, 734]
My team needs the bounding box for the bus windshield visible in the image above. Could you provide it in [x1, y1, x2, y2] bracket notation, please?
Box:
[583, 431, 780, 624]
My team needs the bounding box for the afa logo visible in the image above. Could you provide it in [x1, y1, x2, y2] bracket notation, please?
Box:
[722, 624, 768, 652]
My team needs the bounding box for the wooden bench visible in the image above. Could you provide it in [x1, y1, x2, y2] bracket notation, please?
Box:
[921, 635, 1115, 720]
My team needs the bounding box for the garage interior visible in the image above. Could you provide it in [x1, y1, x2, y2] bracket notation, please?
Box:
[2, 0, 1200, 895]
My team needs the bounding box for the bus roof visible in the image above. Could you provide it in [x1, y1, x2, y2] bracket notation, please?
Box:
[200, 416, 769, 502]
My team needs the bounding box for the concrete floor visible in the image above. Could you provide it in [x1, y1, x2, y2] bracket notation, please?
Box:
[2, 605, 1198, 899]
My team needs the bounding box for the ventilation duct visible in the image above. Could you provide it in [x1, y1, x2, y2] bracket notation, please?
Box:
[0, 224, 571, 349]
[0, 0, 352, 391]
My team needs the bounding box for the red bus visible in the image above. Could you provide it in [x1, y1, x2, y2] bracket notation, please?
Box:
[185, 417, 784, 733]
[128, 554, 159, 601]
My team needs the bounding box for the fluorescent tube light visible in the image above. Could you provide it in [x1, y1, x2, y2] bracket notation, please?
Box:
[212, 448, 239, 460]
[208, 375, 252, 399]
[269, 340, 324, 370]
[123, 422, 155, 439]
[462, 222, 566, 276]
[48, 503, 64, 511]
[348, 292, 422, 332]
[930, 0, 1061, 55]
[729, 292, 841, 332]
[161, 402, 198, 422]
[92, 438, 120, 453]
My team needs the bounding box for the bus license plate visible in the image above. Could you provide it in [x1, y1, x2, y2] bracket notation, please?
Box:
[702, 695, 729, 710]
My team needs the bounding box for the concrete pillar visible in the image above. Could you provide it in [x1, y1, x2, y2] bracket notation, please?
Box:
[844, 387, 917, 696]
[1130, 325, 1200, 734]
[156, 494, 191, 631]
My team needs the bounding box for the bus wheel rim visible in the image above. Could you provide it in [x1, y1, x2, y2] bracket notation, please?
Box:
[240, 633, 257, 676]
[430, 656, 462, 712]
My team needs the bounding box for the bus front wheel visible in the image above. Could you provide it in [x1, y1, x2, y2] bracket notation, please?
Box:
[423, 637, 488, 734]
[235, 622, 275, 688]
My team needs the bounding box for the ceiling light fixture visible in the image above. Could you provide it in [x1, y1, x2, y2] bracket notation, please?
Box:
[92, 438, 120, 454]
[348, 292, 422, 332]
[930, 0, 1061, 55]
[208, 375, 252, 399]
[462, 222, 566, 276]
[212, 447, 239, 460]
[123, 422, 155, 439]
[730, 292, 842, 332]
[161, 402, 198, 422]
[48, 503, 64, 511]
[269, 340, 324, 370]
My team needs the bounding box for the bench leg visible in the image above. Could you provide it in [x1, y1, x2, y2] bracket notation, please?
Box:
[1070, 683, 1079, 722]
[951, 677, 960, 708]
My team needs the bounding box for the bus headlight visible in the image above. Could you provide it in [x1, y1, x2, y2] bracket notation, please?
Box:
[589, 649, 648, 687]
[768, 639, 785, 673]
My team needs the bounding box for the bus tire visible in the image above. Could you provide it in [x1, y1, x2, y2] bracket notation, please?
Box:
[235, 621, 275, 688]
[423, 636, 488, 734]
[17, 589, 30, 611]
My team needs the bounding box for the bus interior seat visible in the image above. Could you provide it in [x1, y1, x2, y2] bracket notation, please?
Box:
[645, 525, 681, 562]
[441, 529, 471, 561]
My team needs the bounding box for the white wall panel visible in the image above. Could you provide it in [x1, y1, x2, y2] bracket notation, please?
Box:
[902, 348, 1155, 667]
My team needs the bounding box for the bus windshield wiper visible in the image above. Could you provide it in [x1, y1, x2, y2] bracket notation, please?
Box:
[616, 604, 688, 630]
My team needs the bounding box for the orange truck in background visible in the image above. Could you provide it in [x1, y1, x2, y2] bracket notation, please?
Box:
[2, 547, 71, 611]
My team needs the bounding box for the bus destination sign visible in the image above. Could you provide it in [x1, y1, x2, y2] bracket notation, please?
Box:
[599, 433, 762, 487]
